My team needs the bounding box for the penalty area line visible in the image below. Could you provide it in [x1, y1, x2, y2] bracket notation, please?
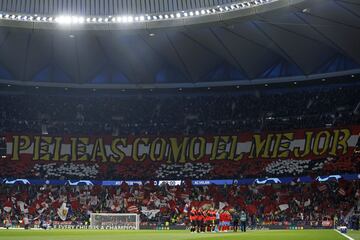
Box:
[334, 229, 354, 240]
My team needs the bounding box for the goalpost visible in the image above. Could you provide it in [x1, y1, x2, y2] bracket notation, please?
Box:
[90, 213, 140, 230]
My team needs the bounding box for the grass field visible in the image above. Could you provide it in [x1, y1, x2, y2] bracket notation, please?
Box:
[0, 229, 358, 240]
[348, 230, 360, 240]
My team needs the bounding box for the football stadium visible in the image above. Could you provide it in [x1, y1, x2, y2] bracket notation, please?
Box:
[0, 0, 359, 239]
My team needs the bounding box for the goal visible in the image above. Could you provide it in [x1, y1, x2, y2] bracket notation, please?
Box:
[90, 213, 140, 230]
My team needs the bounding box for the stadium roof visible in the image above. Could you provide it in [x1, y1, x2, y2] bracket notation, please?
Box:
[0, 0, 359, 89]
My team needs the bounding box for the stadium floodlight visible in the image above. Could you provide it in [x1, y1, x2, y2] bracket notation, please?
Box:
[120, 16, 126, 23]
[0, 0, 273, 25]
[71, 16, 79, 23]
[56, 15, 72, 24]
[127, 16, 134, 22]
[90, 213, 140, 230]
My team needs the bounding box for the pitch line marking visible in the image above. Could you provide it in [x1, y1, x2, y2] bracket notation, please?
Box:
[334, 229, 354, 240]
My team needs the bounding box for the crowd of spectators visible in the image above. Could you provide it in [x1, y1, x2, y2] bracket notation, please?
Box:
[0, 83, 359, 135]
[0, 83, 359, 229]
[0, 180, 358, 229]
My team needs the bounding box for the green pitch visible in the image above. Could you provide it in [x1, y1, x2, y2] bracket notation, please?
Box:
[0, 229, 356, 240]
[348, 230, 360, 240]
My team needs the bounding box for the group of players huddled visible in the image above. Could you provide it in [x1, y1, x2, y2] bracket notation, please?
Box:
[189, 207, 247, 233]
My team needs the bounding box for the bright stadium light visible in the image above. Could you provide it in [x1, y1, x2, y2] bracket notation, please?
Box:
[119, 16, 126, 23]
[71, 16, 80, 23]
[0, 0, 274, 25]
[56, 15, 72, 24]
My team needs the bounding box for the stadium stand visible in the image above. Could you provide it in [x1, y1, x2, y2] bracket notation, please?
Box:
[0, 83, 359, 135]
[0, 179, 359, 229]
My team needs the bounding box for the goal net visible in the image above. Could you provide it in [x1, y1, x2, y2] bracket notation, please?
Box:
[90, 213, 140, 230]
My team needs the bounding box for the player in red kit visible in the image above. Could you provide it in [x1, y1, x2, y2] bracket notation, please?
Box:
[189, 207, 197, 233]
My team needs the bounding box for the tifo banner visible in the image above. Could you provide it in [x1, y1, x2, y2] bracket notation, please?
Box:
[1, 126, 360, 179]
